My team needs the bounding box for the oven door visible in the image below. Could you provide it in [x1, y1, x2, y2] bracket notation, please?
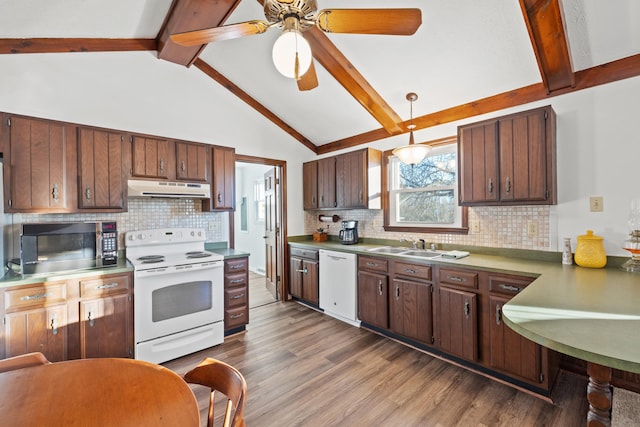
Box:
[134, 261, 223, 344]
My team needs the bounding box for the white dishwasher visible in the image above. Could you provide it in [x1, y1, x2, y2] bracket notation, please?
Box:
[319, 250, 360, 327]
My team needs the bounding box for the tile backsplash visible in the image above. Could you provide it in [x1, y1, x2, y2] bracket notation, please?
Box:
[11, 198, 228, 249]
[306, 205, 554, 251]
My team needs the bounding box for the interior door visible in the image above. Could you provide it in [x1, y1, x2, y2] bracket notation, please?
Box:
[264, 167, 279, 300]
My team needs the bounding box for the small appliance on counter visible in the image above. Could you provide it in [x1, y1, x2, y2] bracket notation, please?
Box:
[338, 220, 358, 245]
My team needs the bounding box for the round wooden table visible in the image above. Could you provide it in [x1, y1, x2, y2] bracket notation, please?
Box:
[0, 357, 200, 426]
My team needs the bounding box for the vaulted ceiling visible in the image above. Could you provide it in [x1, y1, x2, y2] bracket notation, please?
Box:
[1, 0, 639, 155]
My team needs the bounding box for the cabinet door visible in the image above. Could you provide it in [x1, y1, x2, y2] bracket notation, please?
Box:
[489, 295, 542, 383]
[303, 161, 318, 210]
[336, 150, 365, 208]
[498, 108, 548, 202]
[390, 278, 433, 344]
[77, 128, 126, 210]
[357, 270, 388, 329]
[211, 146, 235, 210]
[289, 256, 304, 299]
[131, 136, 170, 179]
[458, 120, 499, 205]
[4, 305, 67, 362]
[302, 259, 319, 306]
[176, 142, 209, 182]
[317, 157, 336, 208]
[79, 293, 131, 358]
[438, 287, 478, 362]
[8, 116, 69, 211]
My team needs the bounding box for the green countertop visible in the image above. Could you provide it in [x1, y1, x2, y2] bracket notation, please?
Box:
[289, 239, 640, 374]
[0, 259, 134, 289]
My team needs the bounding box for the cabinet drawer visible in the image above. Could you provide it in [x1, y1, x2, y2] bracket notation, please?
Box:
[5, 282, 67, 312]
[393, 261, 432, 281]
[489, 275, 533, 296]
[225, 272, 247, 287]
[80, 274, 131, 299]
[358, 256, 388, 273]
[225, 287, 248, 308]
[224, 258, 248, 274]
[290, 247, 319, 260]
[225, 306, 248, 329]
[439, 268, 478, 289]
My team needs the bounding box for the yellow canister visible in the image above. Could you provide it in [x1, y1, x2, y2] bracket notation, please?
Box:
[574, 230, 607, 268]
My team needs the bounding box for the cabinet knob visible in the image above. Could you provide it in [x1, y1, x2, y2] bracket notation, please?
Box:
[51, 315, 59, 336]
[464, 300, 470, 319]
[85, 186, 92, 201]
[495, 304, 502, 325]
[505, 176, 511, 193]
[488, 178, 493, 194]
[159, 158, 165, 173]
[180, 161, 186, 172]
[88, 310, 95, 327]
[217, 192, 222, 203]
[377, 280, 383, 296]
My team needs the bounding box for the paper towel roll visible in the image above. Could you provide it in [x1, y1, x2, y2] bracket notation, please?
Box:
[318, 215, 340, 223]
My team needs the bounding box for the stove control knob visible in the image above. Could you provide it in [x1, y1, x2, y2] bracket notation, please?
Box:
[128, 234, 136, 241]
[137, 233, 145, 241]
[190, 231, 195, 237]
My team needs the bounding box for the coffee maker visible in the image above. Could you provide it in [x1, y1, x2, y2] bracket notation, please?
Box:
[339, 220, 358, 245]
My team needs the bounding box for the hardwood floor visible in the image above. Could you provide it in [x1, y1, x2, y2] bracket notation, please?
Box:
[163, 301, 589, 427]
[249, 271, 276, 309]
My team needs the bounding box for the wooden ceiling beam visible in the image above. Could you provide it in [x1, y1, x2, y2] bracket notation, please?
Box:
[0, 38, 156, 54]
[194, 58, 317, 154]
[519, 0, 575, 93]
[303, 27, 404, 135]
[319, 53, 640, 154]
[156, 0, 242, 67]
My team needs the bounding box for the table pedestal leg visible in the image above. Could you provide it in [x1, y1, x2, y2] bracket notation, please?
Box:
[586, 362, 612, 427]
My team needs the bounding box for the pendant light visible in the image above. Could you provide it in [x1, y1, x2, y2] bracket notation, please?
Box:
[272, 15, 312, 80]
[392, 92, 431, 165]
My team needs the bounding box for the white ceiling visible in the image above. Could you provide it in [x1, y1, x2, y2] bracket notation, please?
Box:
[0, 0, 639, 149]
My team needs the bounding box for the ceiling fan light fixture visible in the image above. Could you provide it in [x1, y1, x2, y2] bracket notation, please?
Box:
[392, 92, 431, 165]
[272, 16, 312, 80]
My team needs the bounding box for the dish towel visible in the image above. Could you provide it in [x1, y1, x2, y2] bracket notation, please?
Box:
[441, 250, 470, 259]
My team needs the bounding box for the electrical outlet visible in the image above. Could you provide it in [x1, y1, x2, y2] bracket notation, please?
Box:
[470, 220, 481, 233]
[527, 221, 538, 236]
[208, 221, 217, 232]
[590, 196, 604, 212]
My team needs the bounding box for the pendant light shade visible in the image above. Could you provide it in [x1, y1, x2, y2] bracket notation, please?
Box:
[392, 92, 431, 165]
[272, 16, 312, 80]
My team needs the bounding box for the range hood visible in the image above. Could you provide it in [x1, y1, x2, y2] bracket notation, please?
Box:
[128, 179, 211, 199]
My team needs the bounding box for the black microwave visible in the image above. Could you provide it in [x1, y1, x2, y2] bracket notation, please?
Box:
[21, 222, 118, 275]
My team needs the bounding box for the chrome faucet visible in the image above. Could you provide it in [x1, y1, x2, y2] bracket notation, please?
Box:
[418, 239, 426, 250]
[430, 243, 437, 251]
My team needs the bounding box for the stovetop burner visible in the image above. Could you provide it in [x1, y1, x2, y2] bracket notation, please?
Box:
[137, 255, 165, 264]
[185, 251, 213, 259]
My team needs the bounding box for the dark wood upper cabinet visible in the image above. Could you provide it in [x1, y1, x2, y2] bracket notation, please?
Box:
[176, 141, 209, 182]
[131, 136, 171, 180]
[206, 146, 235, 211]
[317, 157, 336, 209]
[302, 161, 318, 210]
[303, 147, 382, 211]
[458, 105, 556, 206]
[4, 116, 74, 213]
[336, 148, 382, 209]
[77, 128, 127, 211]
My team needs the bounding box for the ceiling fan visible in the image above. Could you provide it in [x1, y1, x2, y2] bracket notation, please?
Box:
[170, 0, 422, 90]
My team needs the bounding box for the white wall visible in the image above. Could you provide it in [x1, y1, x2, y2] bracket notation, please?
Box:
[0, 51, 638, 256]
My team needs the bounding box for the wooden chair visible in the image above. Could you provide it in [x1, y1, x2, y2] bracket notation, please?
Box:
[0, 352, 50, 373]
[184, 357, 247, 427]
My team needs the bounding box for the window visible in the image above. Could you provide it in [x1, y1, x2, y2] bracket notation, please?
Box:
[254, 179, 265, 223]
[385, 139, 468, 233]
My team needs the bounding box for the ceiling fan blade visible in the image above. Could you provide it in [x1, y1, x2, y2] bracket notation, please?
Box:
[316, 9, 422, 35]
[297, 60, 318, 91]
[170, 20, 270, 46]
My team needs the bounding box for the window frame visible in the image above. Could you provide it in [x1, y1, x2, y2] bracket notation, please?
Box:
[383, 136, 468, 234]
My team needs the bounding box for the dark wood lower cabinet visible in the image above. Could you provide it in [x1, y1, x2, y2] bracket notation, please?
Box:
[224, 257, 249, 334]
[1, 271, 134, 362]
[357, 270, 389, 329]
[289, 247, 319, 307]
[489, 295, 542, 382]
[438, 287, 478, 362]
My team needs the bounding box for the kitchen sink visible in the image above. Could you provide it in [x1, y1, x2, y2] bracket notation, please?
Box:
[367, 246, 410, 254]
[401, 250, 443, 258]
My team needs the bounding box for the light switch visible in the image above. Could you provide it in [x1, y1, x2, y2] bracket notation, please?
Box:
[590, 196, 604, 212]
